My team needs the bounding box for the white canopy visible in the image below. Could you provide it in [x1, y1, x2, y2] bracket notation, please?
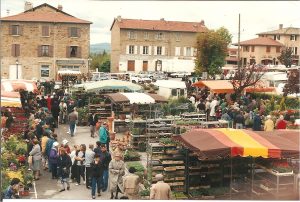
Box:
[58, 70, 81, 75]
[120, 93, 155, 104]
[154, 80, 186, 89]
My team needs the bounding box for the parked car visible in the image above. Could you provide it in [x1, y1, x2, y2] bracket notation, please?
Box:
[130, 74, 152, 84]
[170, 71, 192, 78]
[91, 72, 109, 81]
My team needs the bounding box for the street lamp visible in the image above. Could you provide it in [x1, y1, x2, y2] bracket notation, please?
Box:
[16, 59, 19, 79]
[88, 58, 92, 81]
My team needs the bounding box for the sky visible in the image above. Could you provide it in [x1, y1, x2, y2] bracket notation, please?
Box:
[1, 0, 300, 45]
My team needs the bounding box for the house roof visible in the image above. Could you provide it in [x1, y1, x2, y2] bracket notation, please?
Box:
[110, 18, 208, 32]
[0, 3, 91, 24]
[233, 37, 284, 47]
[257, 27, 300, 35]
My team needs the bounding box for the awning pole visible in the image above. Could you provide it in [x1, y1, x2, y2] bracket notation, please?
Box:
[251, 157, 254, 200]
[230, 157, 233, 199]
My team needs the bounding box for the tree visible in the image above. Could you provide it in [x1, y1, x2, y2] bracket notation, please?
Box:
[283, 69, 300, 96]
[90, 52, 110, 71]
[195, 27, 232, 76]
[277, 47, 293, 68]
[99, 60, 110, 72]
[231, 64, 266, 99]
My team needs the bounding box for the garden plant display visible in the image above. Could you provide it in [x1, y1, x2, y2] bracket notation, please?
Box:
[124, 149, 141, 161]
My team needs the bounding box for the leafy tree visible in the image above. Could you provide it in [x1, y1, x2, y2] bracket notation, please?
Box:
[99, 60, 110, 72]
[277, 47, 293, 68]
[283, 69, 300, 96]
[195, 27, 232, 76]
[90, 51, 110, 71]
[231, 64, 266, 99]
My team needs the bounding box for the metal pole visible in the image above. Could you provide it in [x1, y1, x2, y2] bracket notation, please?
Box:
[16, 63, 18, 79]
[238, 13, 241, 69]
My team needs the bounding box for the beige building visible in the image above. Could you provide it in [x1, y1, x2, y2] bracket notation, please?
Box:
[225, 48, 238, 66]
[110, 16, 208, 73]
[0, 3, 91, 80]
[257, 24, 300, 65]
[234, 37, 284, 66]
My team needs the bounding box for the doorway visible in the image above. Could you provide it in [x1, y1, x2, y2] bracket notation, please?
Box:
[9, 64, 22, 79]
[128, 60, 135, 72]
[142, 61, 148, 71]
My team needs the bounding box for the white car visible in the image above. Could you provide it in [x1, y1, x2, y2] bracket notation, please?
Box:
[170, 71, 192, 78]
[130, 74, 151, 84]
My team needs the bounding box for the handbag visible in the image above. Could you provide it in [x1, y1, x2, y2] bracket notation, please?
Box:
[28, 155, 33, 165]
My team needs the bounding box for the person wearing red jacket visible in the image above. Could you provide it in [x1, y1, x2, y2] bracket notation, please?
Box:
[46, 95, 52, 111]
[276, 115, 287, 129]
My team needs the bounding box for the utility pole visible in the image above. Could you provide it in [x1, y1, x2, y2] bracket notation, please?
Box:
[237, 13, 241, 69]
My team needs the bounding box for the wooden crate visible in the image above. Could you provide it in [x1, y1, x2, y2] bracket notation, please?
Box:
[175, 177, 185, 181]
[176, 166, 185, 170]
[164, 167, 177, 171]
[152, 166, 164, 171]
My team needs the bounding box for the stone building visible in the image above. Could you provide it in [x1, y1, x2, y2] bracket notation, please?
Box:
[0, 3, 91, 80]
[110, 16, 208, 73]
[234, 37, 284, 66]
[257, 24, 300, 65]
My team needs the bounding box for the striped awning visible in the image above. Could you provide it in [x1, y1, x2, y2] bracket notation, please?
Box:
[105, 93, 167, 104]
[1, 79, 38, 93]
[1, 97, 22, 107]
[173, 128, 299, 159]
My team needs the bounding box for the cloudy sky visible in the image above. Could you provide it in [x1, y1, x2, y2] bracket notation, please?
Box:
[1, 0, 300, 45]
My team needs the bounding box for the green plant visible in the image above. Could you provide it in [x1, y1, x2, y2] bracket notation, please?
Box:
[279, 96, 286, 111]
[139, 189, 150, 196]
[138, 142, 146, 152]
[160, 138, 176, 145]
[126, 162, 145, 173]
[124, 149, 141, 161]
[77, 107, 89, 124]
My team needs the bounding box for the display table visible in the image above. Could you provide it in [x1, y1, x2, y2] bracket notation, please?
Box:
[181, 113, 206, 121]
[199, 120, 229, 128]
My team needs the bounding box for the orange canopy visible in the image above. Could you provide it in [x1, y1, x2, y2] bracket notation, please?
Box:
[192, 80, 275, 94]
[192, 80, 235, 94]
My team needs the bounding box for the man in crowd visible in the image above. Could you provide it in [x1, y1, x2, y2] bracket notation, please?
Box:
[68, 108, 78, 137]
[99, 122, 110, 152]
[123, 167, 141, 199]
[85, 144, 95, 189]
[150, 174, 171, 200]
[99, 144, 111, 192]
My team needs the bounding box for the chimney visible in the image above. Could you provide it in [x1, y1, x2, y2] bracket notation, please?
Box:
[160, 18, 165, 21]
[279, 24, 283, 29]
[24, 1, 33, 11]
[57, 5, 63, 11]
[117, 15, 122, 22]
[200, 20, 205, 25]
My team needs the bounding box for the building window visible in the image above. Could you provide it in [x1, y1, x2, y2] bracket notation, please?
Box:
[266, 46, 271, 53]
[143, 46, 149, 55]
[157, 46, 162, 55]
[171, 89, 177, 96]
[11, 44, 20, 57]
[294, 47, 298, 55]
[61, 65, 80, 71]
[41, 45, 49, 56]
[180, 89, 185, 96]
[243, 46, 249, 52]
[11, 25, 20, 35]
[276, 47, 281, 53]
[144, 32, 149, 39]
[251, 46, 255, 52]
[175, 33, 181, 41]
[156, 32, 164, 40]
[128, 31, 136, 39]
[129, 45, 134, 54]
[69, 46, 79, 57]
[42, 25, 50, 37]
[40, 65, 50, 77]
[276, 35, 280, 40]
[70, 27, 79, 37]
[175, 47, 180, 56]
[186, 47, 192, 56]
[290, 35, 297, 41]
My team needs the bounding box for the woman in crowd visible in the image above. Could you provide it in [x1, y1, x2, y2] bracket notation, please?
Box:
[57, 148, 72, 192]
[90, 154, 104, 199]
[29, 139, 42, 180]
[109, 152, 125, 199]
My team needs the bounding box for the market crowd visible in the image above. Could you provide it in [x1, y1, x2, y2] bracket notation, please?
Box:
[3, 83, 172, 200]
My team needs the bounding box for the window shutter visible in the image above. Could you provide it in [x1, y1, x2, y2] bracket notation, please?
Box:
[154, 46, 157, 55]
[77, 28, 81, 37]
[148, 46, 152, 55]
[127, 31, 130, 39]
[9, 25, 13, 35]
[295, 36, 297, 41]
[162, 47, 165, 56]
[140, 46, 143, 55]
[11, 44, 16, 57]
[154, 33, 158, 40]
[66, 46, 70, 58]
[183, 47, 187, 56]
[38, 45, 42, 57]
[19, 25, 23, 35]
[126, 45, 129, 54]
[135, 32, 137, 39]
[49, 46, 54, 57]
[191, 48, 194, 56]
[134, 46, 137, 54]
[77, 47, 82, 58]
[68, 28, 71, 37]
[16, 44, 20, 57]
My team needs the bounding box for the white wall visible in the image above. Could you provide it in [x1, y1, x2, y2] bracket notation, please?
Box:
[158, 87, 172, 99]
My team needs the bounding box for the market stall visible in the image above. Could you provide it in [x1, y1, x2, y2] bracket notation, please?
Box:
[192, 80, 275, 94]
[171, 129, 299, 200]
[57, 70, 82, 87]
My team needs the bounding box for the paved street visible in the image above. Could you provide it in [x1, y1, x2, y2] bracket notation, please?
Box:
[33, 124, 125, 199]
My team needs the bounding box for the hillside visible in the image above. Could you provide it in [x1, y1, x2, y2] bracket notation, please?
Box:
[90, 43, 111, 54]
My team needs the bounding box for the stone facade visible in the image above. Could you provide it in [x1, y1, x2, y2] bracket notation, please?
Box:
[0, 4, 91, 80]
[111, 18, 207, 73]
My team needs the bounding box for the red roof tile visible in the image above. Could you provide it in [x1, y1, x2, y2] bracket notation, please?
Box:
[233, 37, 284, 46]
[0, 3, 91, 24]
[111, 18, 208, 33]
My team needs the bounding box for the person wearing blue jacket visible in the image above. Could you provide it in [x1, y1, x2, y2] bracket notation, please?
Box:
[99, 122, 110, 152]
[45, 133, 57, 172]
